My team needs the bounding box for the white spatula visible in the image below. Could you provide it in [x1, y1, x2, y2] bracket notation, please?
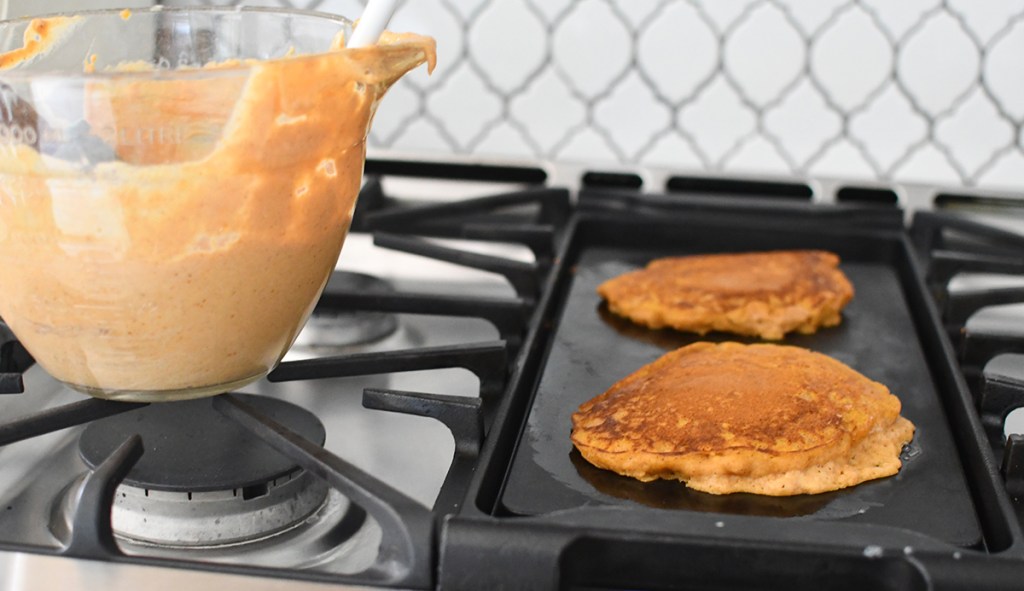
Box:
[346, 0, 399, 48]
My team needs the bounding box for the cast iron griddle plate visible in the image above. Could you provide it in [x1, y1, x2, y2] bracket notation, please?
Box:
[500, 220, 981, 548]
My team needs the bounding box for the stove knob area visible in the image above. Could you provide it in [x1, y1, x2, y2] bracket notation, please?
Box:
[983, 354, 1024, 497]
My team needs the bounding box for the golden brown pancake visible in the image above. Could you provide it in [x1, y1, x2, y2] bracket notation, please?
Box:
[570, 342, 915, 496]
[597, 250, 854, 340]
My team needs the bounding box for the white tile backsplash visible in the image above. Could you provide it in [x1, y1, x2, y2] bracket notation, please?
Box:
[848, 84, 928, 172]
[8, 0, 1024, 193]
[810, 6, 892, 112]
[724, 3, 805, 107]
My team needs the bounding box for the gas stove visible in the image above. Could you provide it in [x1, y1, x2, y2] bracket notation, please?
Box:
[1, 157, 1024, 590]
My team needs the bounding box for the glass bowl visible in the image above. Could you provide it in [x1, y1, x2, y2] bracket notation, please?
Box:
[0, 7, 434, 402]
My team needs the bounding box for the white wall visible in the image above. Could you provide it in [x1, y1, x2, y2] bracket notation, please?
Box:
[10, 0, 1024, 194]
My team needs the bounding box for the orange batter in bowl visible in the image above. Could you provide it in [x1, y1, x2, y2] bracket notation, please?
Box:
[0, 11, 434, 401]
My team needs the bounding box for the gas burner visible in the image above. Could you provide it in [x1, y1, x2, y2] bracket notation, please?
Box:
[290, 271, 400, 355]
[72, 395, 330, 547]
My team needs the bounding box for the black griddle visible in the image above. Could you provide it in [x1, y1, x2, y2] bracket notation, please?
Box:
[504, 248, 976, 546]
[439, 189, 1024, 591]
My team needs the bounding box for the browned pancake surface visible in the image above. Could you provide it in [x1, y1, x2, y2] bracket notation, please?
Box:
[597, 250, 854, 340]
[571, 342, 915, 496]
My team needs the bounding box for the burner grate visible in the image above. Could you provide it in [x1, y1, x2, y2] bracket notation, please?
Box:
[911, 209, 1024, 382]
[0, 399, 146, 447]
[913, 209, 1024, 510]
[0, 158, 568, 589]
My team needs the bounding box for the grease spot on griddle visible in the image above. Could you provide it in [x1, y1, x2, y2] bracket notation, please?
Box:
[569, 448, 835, 517]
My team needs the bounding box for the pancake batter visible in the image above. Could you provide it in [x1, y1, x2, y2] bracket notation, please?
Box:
[0, 12, 435, 400]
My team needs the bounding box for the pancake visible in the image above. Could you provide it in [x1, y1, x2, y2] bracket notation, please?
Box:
[597, 250, 854, 340]
[570, 342, 915, 496]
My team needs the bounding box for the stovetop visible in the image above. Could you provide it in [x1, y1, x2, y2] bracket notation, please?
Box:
[2, 157, 1024, 590]
[0, 281, 496, 588]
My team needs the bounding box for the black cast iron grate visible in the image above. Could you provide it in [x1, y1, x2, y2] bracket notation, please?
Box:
[910, 207, 1024, 513]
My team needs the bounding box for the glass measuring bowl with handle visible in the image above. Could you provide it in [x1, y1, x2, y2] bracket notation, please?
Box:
[0, 7, 434, 402]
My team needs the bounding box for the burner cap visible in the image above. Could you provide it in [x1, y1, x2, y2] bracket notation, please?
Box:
[74, 395, 332, 547]
[292, 271, 399, 351]
[79, 394, 325, 492]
